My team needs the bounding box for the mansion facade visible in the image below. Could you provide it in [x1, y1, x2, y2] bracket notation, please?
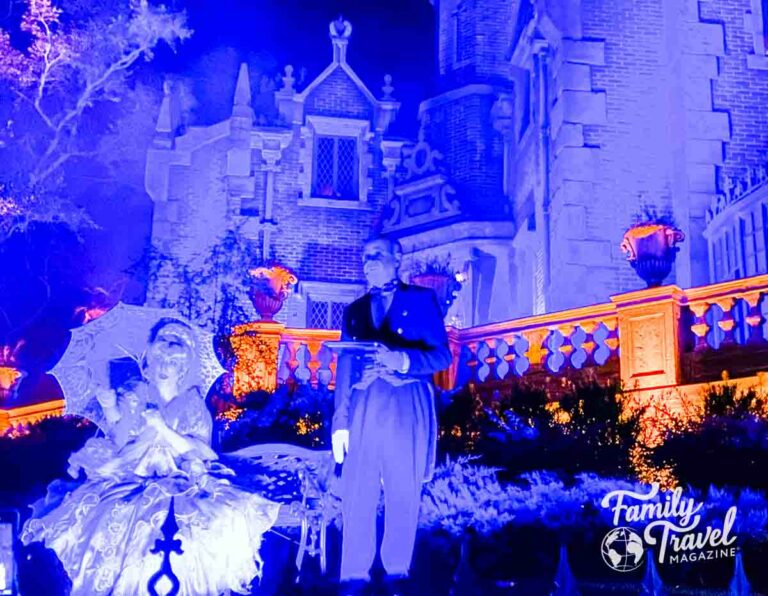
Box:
[145, 1, 768, 330]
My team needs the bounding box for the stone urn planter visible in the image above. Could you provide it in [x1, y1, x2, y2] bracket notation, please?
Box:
[0, 343, 26, 400]
[409, 256, 464, 318]
[247, 264, 298, 322]
[620, 223, 685, 288]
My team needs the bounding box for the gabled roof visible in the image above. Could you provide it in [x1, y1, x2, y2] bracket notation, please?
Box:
[296, 17, 378, 106]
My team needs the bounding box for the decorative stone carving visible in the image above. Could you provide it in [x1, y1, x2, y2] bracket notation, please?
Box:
[707, 162, 768, 222]
[401, 126, 446, 181]
[381, 125, 461, 234]
[329, 16, 353, 39]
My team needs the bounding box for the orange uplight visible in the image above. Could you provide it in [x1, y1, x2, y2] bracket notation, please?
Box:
[75, 305, 109, 324]
[0, 366, 22, 393]
[623, 223, 667, 240]
[295, 415, 321, 436]
[0, 342, 25, 399]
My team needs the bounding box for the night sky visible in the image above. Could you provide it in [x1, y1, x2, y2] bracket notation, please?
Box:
[154, 0, 436, 130]
[76, 0, 437, 307]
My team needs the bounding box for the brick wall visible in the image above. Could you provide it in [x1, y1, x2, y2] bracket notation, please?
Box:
[269, 136, 378, 283]
[576, 0, 676, 295]
[303, 69, 374, 121]
[700, 0, 768, 180]
[148, 61, 387, 317]
[436, 0, 514, 86]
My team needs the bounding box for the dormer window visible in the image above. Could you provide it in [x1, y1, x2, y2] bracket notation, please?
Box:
[313, 136, 358, 200]
[298, 115, 373, 209]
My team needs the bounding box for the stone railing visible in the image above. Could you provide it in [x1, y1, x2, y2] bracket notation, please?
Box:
[4, 275, 767, 432]
[0, 399, 66, 433]
[229, 274, 768, 400]
[230, 322, 340, 397]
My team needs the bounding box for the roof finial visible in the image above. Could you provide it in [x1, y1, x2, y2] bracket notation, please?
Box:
[382, 74, 394, 100]
[281, 65, 295, 92]
[329, 16, 352, 63]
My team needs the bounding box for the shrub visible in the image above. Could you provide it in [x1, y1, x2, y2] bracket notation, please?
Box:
[650, 385, 768, 491]
[438, 381, 642, 479]
[217, 383, 333, 451]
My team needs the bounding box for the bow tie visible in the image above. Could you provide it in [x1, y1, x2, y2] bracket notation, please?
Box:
[370, 280, 399, 296]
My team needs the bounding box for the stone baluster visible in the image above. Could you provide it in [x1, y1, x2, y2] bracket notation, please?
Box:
[294, 344, 312, 384]
[568, 325, 588, 369]
[713, 296, 736, 347]
[494, 338, 510, 381]
[465, 341, 480, 382]
[544, 329, 566, 373]
[743, 291, 768, 343]
[316, 343, 334, 387]
[687, 302, 711, 352]
[512, 334, 531, 377]
[476, 341, 492, 382]
[278, 340, 296, 384]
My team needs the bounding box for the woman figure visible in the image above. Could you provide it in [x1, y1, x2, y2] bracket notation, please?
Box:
[22, 318, 281, 595]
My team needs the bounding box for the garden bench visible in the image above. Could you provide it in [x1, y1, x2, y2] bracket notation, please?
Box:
[223, 443, 339, 576]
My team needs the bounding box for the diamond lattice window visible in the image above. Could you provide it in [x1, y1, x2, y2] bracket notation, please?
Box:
[313, 136, 358, 200]
[330, 302, 345, 330]
[308, 300, 347, 329]
[309, 301, 329, 329]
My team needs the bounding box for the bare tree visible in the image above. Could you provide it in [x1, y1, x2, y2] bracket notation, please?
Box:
[0, 0, 192, 240]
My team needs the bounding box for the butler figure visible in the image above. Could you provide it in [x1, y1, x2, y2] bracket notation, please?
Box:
[332, 236, 452, 594]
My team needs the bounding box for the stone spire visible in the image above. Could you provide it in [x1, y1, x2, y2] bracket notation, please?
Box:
[232, 62, 254, 122]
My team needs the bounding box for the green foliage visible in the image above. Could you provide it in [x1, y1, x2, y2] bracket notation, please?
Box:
[0, 415, 95, 509]
[557, 381, 642, 453]
[630, 204, 677, 228]
[438, 381, 643, 480]
[650, 385, 768, 491]
[217, 383, 334, 452]
[420, 456, 515, 536]
[703, 384, 765, 419]
[130, 228, 261, 335]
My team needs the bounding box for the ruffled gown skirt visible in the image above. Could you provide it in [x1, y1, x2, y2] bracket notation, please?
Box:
[22, 468, 282, 596]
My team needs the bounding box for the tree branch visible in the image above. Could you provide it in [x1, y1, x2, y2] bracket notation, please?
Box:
[12, 88, 55, 131]
[32, 46, 145, 184]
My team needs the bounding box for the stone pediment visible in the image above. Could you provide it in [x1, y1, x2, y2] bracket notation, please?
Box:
[382, 131, 462, 234]
[275, 18, 399, 133]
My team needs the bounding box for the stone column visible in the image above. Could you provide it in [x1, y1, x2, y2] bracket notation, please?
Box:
[611, 285, 685, 393]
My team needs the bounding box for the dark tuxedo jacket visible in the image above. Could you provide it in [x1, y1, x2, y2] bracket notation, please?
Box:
[332, 280, 451, 482]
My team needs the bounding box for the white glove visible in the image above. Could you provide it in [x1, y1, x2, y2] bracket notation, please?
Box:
[332, 429, 349, 464]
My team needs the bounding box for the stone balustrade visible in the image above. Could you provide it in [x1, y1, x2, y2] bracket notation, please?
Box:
[229, 274, 768, 402]
[3, 275, 767, 432]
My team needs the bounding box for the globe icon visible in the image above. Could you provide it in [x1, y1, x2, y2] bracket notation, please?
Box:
[601, 527, 645, 572]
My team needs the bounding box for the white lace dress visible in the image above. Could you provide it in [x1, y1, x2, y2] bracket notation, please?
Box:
[22, 385, 281, 596]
